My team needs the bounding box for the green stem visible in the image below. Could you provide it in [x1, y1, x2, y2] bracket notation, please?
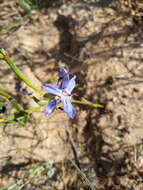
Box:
[0, 49, 44, 95]
[73, 99, 104, 108]
[0, 88, 22, 111]
[25, 98, 103, 115]
[0, 88, 11, 99]
[25, 106, 41, 114]
[0, 98, 103, 125]
[11, 99, 22, 111]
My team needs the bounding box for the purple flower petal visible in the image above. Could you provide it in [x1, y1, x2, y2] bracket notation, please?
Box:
[45, 99, 57, 116]
[43, 84, 61, 96]
[65, 76, 76, 94]
[62, 96, 76, 119]
[59, 68, 68, 78]
[59, 68, 69, 89]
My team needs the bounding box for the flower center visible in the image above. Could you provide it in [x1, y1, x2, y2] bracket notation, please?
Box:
[55, 89, 71, 101]
[62, 89, 70, 96]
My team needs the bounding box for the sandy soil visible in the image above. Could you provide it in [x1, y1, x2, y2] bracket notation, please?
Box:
[0, 0, 143, 189]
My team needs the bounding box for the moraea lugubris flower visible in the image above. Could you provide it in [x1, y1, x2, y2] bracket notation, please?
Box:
[43, 68, 76, 119]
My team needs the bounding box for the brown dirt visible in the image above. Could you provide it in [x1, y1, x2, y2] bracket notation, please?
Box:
[0, 0, 143, 189]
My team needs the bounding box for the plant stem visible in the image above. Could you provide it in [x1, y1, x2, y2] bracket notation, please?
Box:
[73, 99, 104, 108]
[0, 49, 44, 95]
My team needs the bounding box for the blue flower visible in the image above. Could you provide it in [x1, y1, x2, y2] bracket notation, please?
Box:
[43, 68, 76, 119]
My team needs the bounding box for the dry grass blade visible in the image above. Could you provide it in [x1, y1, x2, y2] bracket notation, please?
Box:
[68, 158, 98, 190]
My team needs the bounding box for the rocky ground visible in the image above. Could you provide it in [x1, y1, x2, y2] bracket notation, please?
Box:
[0, 0, 143, 189]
